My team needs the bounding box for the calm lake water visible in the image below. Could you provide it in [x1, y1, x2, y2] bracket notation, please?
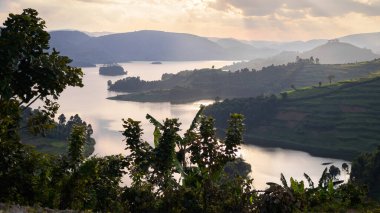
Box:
[53, 61, 348, 189]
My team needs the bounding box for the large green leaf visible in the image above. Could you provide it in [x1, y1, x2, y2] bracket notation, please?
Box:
[146, 114, 163, 128]
[188, 105, 205, 131]
[153, 126, 161, 147]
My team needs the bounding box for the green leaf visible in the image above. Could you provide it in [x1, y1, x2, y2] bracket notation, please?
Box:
[304, 173, 314, 188]
[280, 173, 288, 188]
[173, 157, 186, 177]
[146, 114, 163, 128]
[153, 126, 161, 147]
[188, 105, 205, 131]
[328, 180, 334, 196]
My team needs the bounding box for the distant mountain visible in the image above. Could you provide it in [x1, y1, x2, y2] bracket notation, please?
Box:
[49, 30, 227, 63]
[212, 38, 278, 59]
[49, 30, 277, 64]
[82, 31, 115, 37]
[224, 40, 379, 71]
[302, 40, 378, 64]
[49, 30, 380, 65]
[248, 32, 380, 54]
[249, 39, 327, 52]
[223, 51, 299, 71]
[49, 30, 91, 54]
[339, 32, 380, 54]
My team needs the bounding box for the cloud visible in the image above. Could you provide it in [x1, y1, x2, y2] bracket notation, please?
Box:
[209, 0, 380, 17]
[70, 0, 123, 3]
[1, 0, 380, 41]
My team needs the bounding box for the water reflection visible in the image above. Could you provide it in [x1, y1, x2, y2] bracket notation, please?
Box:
[241, 145, 349, 189]
[52, 61, 348, 189]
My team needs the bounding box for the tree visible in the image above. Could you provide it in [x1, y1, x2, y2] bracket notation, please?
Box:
[310, 56, 315, 64]
[296, 56, 301, 63]
[67, 125, 87, 171]
[0, 8, 83, 140]
[224, 113, 244, 160]
[328, 75, 335, 84]
[351, 146, 380, 199]
[58, 114, 66, 126]
[122, 108, 253, 211]
[316, 58, 320, 64]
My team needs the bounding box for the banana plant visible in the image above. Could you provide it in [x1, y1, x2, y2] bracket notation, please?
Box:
[145, 105, 205, 179]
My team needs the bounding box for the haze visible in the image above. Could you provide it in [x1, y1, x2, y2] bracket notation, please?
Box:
[1, 0, 380, 41]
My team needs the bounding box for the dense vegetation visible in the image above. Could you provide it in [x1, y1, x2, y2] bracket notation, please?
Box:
[351, 146, 380, 199]
[99, 64, 126, 76]
[205, 73, 380, 160]
[108, 58, 380, 103]
[20, 110, 95, 157]
[1, 8, 380, 212]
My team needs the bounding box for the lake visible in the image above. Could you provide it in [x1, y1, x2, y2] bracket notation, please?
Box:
[54, 60, 348, 189]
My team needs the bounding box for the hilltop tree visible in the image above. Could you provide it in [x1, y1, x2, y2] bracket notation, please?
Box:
[316, 58, 320, 64]
[328, 74, 335, 84]
[310, 56, 315, 64]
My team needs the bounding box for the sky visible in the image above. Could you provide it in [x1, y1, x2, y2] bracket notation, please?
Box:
[0, 0, 380, 41]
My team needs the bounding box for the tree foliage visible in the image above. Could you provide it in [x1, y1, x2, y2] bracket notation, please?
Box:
[351, 146, 380, 199]
[0, 8, 83, 141]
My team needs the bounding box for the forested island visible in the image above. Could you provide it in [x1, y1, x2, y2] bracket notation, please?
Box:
[99, 64, 126, 76]
[108, 58, 380, 103]
[1, 8, 380, 213]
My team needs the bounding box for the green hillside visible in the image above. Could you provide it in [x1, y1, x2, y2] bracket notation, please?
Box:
[205, 73, 380, 160]
[109, 59, 380, 103]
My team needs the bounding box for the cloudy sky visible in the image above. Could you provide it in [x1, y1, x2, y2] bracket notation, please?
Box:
[1, 0, 379, 41]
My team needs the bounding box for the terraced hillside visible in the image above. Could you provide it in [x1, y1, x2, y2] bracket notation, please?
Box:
[205, 73, 380, 160]
[109, 59, 380, 103]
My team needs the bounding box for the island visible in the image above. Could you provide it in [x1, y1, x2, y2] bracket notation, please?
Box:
[151, 61, 162, 64]
[99, 64, 127, 76]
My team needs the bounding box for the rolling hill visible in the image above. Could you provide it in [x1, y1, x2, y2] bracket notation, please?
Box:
[211, 38, 278, 59]
[340, 32, 380, 54]
[205, 72, 380, 160]
[302, 40, 378, 64]
[249, 39, 327, 52]
[108, 59, 380, 104]
[50, 30, 380, 66]
[224, 40, 379, 71]
[49, 30, 276, 64]
[247, 32, 380, 54]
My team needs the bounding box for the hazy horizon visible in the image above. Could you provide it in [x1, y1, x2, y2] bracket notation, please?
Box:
[1, 0, 380, 41]
[49, 28, 380, 43]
